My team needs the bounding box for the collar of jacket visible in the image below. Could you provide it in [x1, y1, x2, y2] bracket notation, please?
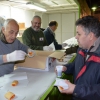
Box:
[48, 27, 54, 33]
[79, 37, 100, 56]
[0, 31, 8, 44]
[90, 37, 100, 52]
[47, 27, 55, 36]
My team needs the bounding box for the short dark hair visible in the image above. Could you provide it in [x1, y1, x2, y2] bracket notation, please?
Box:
[75, 16, 100, 37]
[49, 21, 58, 27]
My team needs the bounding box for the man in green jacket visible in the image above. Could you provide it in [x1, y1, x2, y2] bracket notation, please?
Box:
[22, 15, 53, 51]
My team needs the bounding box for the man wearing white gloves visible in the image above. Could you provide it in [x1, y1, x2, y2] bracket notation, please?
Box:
[43, 21, 67, 50]
[22, 15, 53, 51]
[0, 18, 29, 76]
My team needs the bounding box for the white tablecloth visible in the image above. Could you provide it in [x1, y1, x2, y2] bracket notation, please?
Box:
[0, 67, 56, 100]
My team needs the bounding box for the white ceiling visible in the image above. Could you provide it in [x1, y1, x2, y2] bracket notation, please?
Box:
[0, 0, 78, 13]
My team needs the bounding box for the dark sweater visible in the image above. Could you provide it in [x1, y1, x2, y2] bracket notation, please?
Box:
[22, 27, 48, 50]
[43, 27, 62, 50]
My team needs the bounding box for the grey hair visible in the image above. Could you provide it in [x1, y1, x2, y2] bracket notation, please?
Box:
[32, 15, 41, 21]
[3, 18, 18, 29]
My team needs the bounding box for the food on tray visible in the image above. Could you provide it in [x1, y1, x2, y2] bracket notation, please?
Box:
[58, 59, 63, 62]
[59, 86, 64, 90]
[12, 80, 18, 86]
[4, 92, 15, 100]
[29, 51, 33, 56]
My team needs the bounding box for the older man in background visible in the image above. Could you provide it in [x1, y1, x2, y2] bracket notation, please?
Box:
[22, 15, 53, 51]
[0, 18, 29, 76]
[43, 21, 67, 50]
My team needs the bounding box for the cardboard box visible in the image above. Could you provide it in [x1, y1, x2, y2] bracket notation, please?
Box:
[15, 50, 65, 71]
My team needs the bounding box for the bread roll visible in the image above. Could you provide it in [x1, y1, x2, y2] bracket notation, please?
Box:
[4, 92, 15, 100]
[59, 86, 64, 90]
[12, 80, 18, 86]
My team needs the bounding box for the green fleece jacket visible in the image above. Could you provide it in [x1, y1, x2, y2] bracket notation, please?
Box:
[22, 27, 48, 50]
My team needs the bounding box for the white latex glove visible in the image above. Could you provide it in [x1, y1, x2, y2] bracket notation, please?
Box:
[62, 43, 68, 48]
[43, 46, 53, 51]
[7, 50, 26, 62]
[48, 46, 53, 51]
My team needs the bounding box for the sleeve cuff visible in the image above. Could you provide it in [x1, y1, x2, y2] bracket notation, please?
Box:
[0, 55, 4, 64]
[73, 85, 80, 97]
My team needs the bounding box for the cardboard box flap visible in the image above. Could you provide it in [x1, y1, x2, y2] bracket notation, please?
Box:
[15, 50, 65, 70]
[35, 50, 65, 59]
[49, 52, 65, 59]
[15, 56, 47, 69]
[35, 50, 54, 56]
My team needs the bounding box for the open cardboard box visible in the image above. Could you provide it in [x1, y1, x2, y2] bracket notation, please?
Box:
[15, 50, 65, 71]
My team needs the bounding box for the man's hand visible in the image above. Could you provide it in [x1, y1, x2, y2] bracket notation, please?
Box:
[7, 50, 26, 62]
[62, 66, 67, 72]
[60, 80, 76, 94]
[62, 43, 68, 48]
[55, 66, 67, 74]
